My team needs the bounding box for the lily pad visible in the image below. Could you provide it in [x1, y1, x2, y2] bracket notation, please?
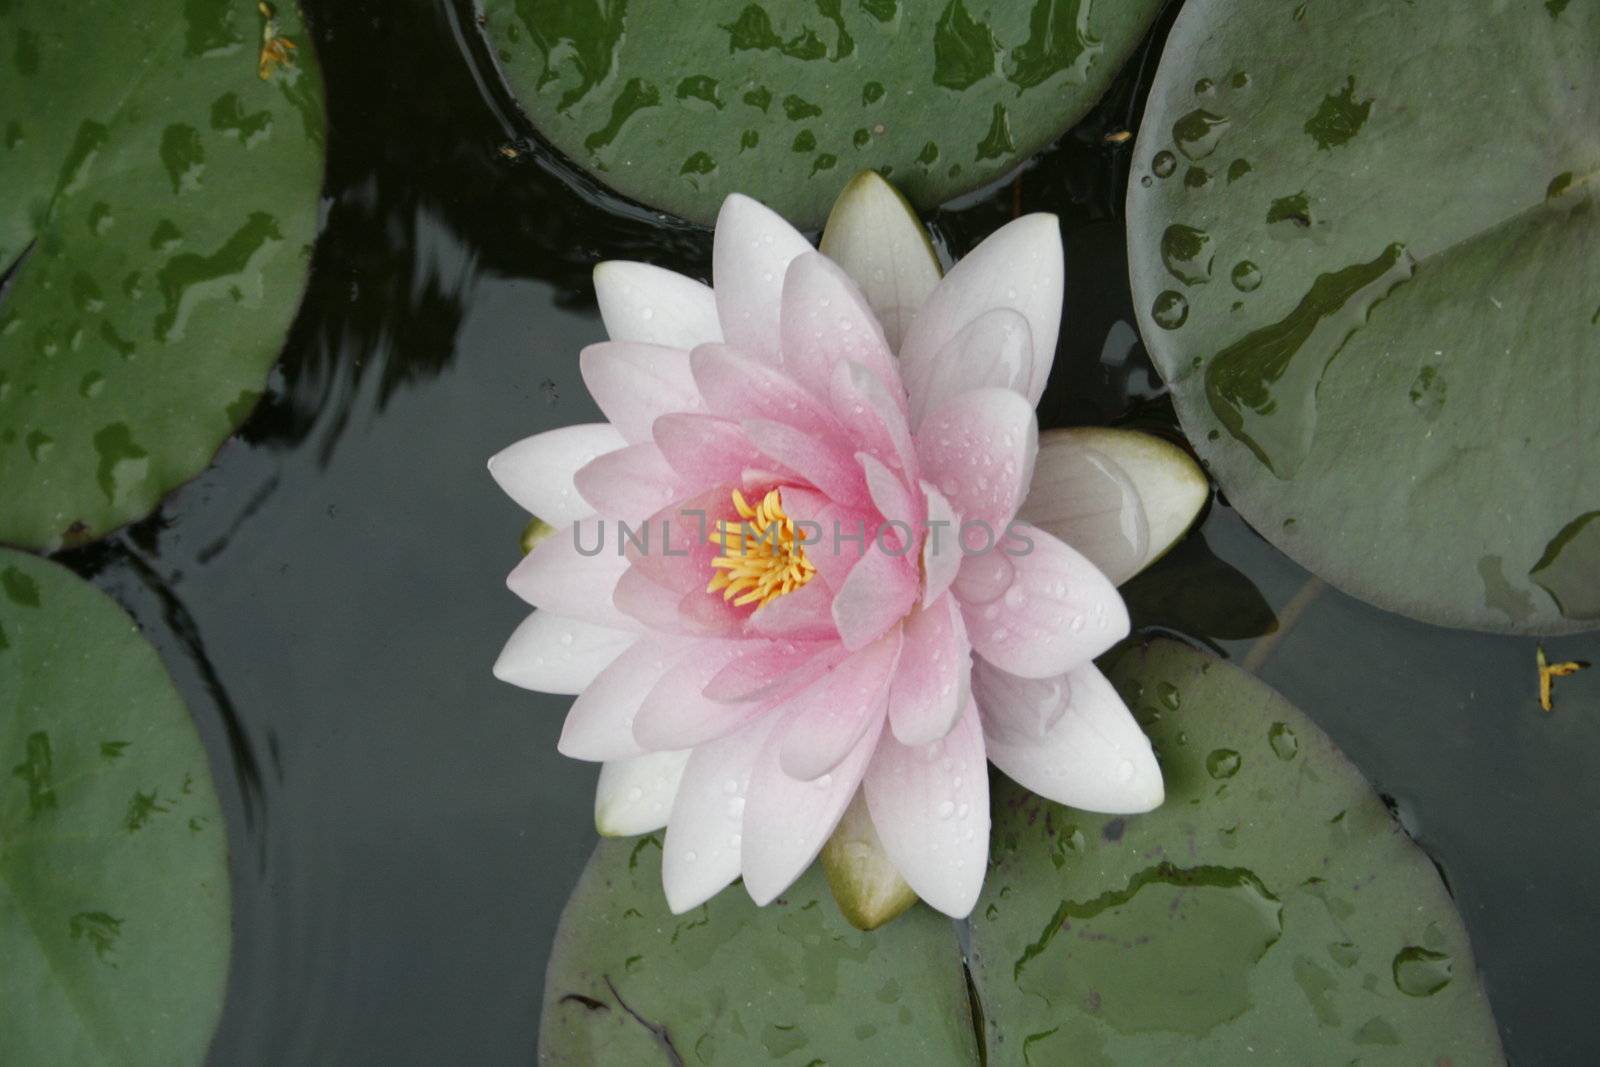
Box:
[0, 549, 231, 1066]
[0, 0, 326, 551]
[482, 0, 1166, 227]
[539, 835, 978, 1065]
[968, 637, 1502, 1063]
[1126, 0, 1600, 633]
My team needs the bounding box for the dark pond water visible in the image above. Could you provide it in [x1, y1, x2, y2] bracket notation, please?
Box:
[56, 1, 1598, 1063]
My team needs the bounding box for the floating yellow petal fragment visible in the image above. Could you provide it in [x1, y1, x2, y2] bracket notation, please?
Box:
[258, 2, 298, 81]
[1536, 645, 1589, 713]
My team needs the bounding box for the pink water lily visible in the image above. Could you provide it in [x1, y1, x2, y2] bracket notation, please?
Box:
[491, 174, 1204, 923]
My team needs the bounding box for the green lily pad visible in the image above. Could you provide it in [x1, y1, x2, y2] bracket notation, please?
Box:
[539, 835, 978, 1065]
[1126, 0, 1600, 634]
[0, 549, 231, 1066]
[968, 637, 1502, 1063]
[482, 0, 1166, 227]
[0, 0, 326, 551]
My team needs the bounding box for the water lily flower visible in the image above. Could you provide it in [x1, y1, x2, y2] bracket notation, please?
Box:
[490, 173, 1206, 926]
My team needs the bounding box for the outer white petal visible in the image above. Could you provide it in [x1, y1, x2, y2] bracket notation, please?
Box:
[593, 261, 722, 349]
[741, 713, 885, 906]
[908, 308, 1032, 430]
[864, 699, 989, 918]
[578, 342, 703, 444]
[818, 171, 942, 352]
[559, 639, 686, 761]
[487, 423, 624, 525]
[492, 612, 636, 696]
[505, 518, 636, 629]
[711, 194, 814, 363]
[899, 213, 1063, 414]
[595, 750, 690, 836]
[661, 714, 781, 913]
[1018, 428, 1209, 586]
[980, 661, 1163, 814]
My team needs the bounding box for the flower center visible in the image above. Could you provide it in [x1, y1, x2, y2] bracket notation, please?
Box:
[706, 488, 816, 608]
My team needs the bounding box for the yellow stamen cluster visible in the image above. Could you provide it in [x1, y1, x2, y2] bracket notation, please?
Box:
[707, 489, 816, 608]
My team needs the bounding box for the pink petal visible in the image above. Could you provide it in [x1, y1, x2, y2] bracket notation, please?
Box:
[779, 252, 900, 403]
[864, 699, 989, 918]
[745, 578, 839, 642]
[907, 308, 1032, 429]
[916, 387, 1038, 530]
[831, 549, 919, 651]
[887, 594, 971, 746]
[920, 483, 961, 607]
[623, 487, 733, 595]
[958, 524, 1129, 679]
[777, 486, 873, 594]
[633, 643, 769, 751]
[594, 261, 721, 349]
[573, 443, 691, 521]
[859, 452, 920, 532]
[703, 640, 833, 702]
[653, 413, 771, 487]
[830, 359, 918, 480]
[492, 612, 636, 696]
[775, 627, 900, 780]
[712, 194, 814, 363]
[899, 214, 1063, 413]
[506, 519, 636, 629]
[558, 638, 686, 761]
[661, 715, 781, 912]
[741, 710, 885, 905]
[487, 423, 624, 525]
[691, 343, 841, 438]
[743, 418, 870, 510]
[613, 565, 741, 637]
[579, 342, 702, 444]
[980, 661, 1162, 813]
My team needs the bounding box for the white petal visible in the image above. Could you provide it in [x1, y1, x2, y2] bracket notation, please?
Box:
[712, 194, 814, 363]
[887, 594, 970, 746]
[593, 261, 722, 349]
[775, 628, 899, 779]
[1018, 428, 1208, 586]
[505, 518, 636, 629]
[958, 525, 1128, 680]
[492, 612, 636, 696]
[595, 750, 690, 837]
[980, 662, 1163, 814]
[864, 699, 989, 918]
[578, 342, 703, 444]
[908, 308, 1032, 430]
[742, 712, 885, 905]
[900, 213, 1063, 413]
[558, 639, 686, 761]
[970, 656, 1069, 745]
[487, 424, 624, 525]
[661, 714, 781, 913]
[920, 483, 961, 607]
[819, 171, 942, 352]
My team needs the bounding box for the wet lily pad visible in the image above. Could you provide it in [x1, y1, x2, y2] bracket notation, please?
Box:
[0, 0, 326, 551]
[482, 0, 1165, 227]
[0, 549, 231, 1065]
[539, 835, 978, 1065]
[1126, 0, 1600, 633]
[968, 637, 1502, 1063]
